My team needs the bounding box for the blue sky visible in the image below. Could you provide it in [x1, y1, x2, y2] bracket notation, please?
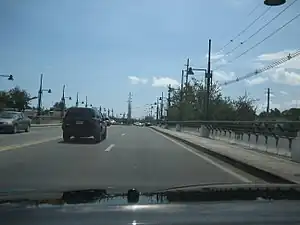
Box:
[1, 0, 300, 117]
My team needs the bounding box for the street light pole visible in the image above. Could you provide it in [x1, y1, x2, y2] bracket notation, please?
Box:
[0, 74, 14, 81]
[76, 92, 79, 107]
[205, 39, 212, 121]
[185, 58, 190, 89]
[160, 92, 164, 121]
[37, 74, 51, 119]
[37, 74, 43, 117]
[85, 96, 88, 108]
[61, 85, 66, 118]
[156, 98, 159, 123]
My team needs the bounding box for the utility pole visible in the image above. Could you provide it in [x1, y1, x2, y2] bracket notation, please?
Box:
[185, 58, 190, 88]
[266, 88, 271, 116]
[99, 106, 102, 113]
[160, 92, 164, 121]
[37, 74, 43, 117]
[205, 39, 212, 120]
[127, 92, 132, 124]
[156, 97, 159, 123]
[179, 70, 184, 121]
[76, 92, 79, 107]
[85, 96, 88, 108]
[111, 108, 114, 118]
[167, 84, 171, 121]
[108, 108, 110, 118]
[60, 85, 66, 118]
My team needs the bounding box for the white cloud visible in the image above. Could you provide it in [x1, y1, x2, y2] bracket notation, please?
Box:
[257, 50, 293, 61]
[152, 77, 179, 88]
[253, 50, 300, 86]
[284, 99, 300, 108]
[270, 68, 300, 86]
[245, 76, 268, 86]
[208, 53, 227, 66]
[257, 49, 300, 70]
[213, 70, 235, 81]
[128, 76, 148, 85]
[280, 90, 288, 95]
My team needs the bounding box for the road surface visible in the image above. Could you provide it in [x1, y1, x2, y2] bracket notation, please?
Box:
[0, 126, 263, 192]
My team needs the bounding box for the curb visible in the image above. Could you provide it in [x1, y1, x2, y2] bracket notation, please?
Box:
[151, 127, 296, 184]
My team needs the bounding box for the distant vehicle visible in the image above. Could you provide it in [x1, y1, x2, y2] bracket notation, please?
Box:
[134, 122, 144, 127]
[110, 119, 116, 125]
[62, 107, 107, 143]
[145, 122, 151, 127]
[105, 118, 111, 126]
[0, 111, 31, 134]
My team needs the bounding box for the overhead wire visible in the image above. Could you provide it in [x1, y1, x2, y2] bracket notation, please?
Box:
[215, 11, 300, 70]
[214, 0, 299, 64]
[247, 2, 261, 17]
[215, 6, 271, 54]
[219, 49, 300, 86]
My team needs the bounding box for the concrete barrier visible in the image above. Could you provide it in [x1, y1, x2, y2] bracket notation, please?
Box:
[168, 125, 300, 162]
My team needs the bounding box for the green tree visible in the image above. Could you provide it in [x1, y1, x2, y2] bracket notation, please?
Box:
[51, 101, 64, 111]
[3, 87, 31, 111]
[0, 91, 9, 109]
[167, 78, 258, 121]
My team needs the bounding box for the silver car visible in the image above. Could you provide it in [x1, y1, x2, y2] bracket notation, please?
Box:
[0, 111, 31, 134]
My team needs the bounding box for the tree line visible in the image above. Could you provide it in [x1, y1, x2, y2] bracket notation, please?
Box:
[167, 78, 300, 121]
[0, 86, 63, 113]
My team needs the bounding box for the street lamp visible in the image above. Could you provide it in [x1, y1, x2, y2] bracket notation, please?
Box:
[37, 74, 51, 117]
[264, 0, 286, 6]
[0, 74, 14, 81]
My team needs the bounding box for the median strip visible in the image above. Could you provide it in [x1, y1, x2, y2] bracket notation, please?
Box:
[0, 136, 61, 152]
[151, 126, 299, 184]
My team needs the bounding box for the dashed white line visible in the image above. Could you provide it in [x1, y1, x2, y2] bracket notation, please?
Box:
[104, 144, 115, 152]
[121, 133, 126, 136]
[151, 129, 251, 183]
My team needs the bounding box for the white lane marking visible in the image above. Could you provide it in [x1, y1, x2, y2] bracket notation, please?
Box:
[104, 144, 115, 152]
[121, 133, 126, 136]
[151, 129, 251, 183]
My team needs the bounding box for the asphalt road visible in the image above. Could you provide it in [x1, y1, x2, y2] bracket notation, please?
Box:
[0, 125, 263, 193]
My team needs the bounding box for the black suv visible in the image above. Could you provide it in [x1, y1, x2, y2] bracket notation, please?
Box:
[62, 107, 107, 143]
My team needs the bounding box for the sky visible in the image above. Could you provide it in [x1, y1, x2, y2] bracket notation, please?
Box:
[1, 0, 300, 118]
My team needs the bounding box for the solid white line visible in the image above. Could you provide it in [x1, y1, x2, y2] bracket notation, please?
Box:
[104, 144, 115, 152]
[121, 133, 126, 136]
[151, 129, 251, 183]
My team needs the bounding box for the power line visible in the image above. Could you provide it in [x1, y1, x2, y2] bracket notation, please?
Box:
[216, 6, 271, 54]
[215, 0, 299, 62]
[220, 49, 300, 86]
[215, 11, 300, 70]
[247, 2, 260, 17]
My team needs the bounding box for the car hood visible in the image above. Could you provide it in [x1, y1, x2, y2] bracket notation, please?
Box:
[1, 183, 300, 206]
[0, 118, 14, 123]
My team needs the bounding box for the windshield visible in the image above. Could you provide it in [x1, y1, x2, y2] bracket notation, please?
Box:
[1, 0, 299, 210]
[0, 112, 16, 119]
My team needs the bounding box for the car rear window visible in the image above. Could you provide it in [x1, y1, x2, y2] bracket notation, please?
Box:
[65, 108, 95, 119]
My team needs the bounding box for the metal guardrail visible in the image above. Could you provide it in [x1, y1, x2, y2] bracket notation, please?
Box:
[165, 120, 300, 139]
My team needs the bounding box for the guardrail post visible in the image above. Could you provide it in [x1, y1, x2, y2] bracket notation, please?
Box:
[199, 125, 209, 137]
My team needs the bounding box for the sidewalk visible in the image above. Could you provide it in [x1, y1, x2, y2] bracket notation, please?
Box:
[152, 126, 300, 184]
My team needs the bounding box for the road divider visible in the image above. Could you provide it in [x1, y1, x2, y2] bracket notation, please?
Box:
[151, 126, 300, 184]
[31, 124, 61, 128]
[0, 136, 61, 152]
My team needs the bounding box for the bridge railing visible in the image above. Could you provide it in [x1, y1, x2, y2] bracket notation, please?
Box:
[160, 120, 300, 160]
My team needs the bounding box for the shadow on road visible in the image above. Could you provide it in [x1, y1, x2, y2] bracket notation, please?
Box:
[58, 137, 98, 145]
